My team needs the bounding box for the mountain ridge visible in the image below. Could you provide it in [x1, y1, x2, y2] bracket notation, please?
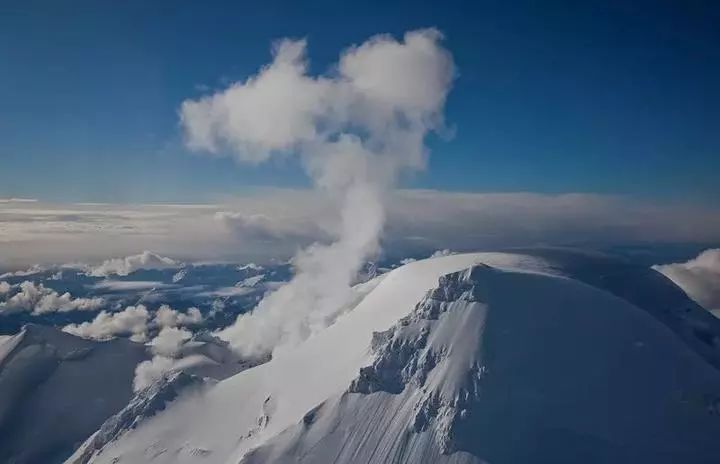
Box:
[72, 250, 720, 464]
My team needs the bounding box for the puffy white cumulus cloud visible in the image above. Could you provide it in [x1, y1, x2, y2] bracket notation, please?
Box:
[181, 30, 453, 164]
[183, 29, 455, 356]
[86, 251, 181, 277]
[653, 249, 720, 315]
[181, 39, 329, 160]
[148, 326, 193, 357]
[153, 305, 204, 329]
[62, 303, 206, 342]
[429, 249, 455, 258]
[0, 281, 104, 315]
[133, 355, 176, 392]
[62, 305, 150, 342]
[133, 327, 195, 391]
[0, 282, 10, 294]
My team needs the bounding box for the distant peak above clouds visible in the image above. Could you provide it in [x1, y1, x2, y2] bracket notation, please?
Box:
[86, 251, 181, 277]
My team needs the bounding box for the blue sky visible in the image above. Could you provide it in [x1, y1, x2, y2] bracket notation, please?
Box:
[1, 0, 719, 203]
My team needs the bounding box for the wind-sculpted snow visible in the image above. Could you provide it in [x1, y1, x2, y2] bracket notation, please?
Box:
[73, 251, 720, 464]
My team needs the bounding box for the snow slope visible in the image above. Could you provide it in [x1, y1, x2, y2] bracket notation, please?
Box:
[72, 251, 720, 464]
[0, 325, 257, 464]
[0, 324, 148, 464]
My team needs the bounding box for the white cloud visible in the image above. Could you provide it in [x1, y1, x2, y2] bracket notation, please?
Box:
[1, 192, 720, 270]
[92, 280, 169, 291]
[197, 286, 255, 298]
[238, 263, 264, 272]
[183, 30, 454, 357]
[181, 38, 330, 160]
[133, 355, 176, 392]
[429, 249, 455, 258]
[148, 326, 193, 357]
[87, 251, 181, 277]
[58, 304, 207, 391]
[0, 198, 38, 203]
[0, 265, 47, 279]
[214, 211, 324, 242]
[62, 305, 150, 341]
[653, 249, 720, 314]
[153, 305, 204, 328]
[0, 281, 104, 315]
[133, 326, 195, 392]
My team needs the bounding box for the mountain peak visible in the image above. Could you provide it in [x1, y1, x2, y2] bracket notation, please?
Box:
[70, 252, 720, 464]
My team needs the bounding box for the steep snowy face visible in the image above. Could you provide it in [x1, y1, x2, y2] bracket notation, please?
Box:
[243, 263, 720, 464]
[72, 253, 551, 464]
[74, 251, 720, 464]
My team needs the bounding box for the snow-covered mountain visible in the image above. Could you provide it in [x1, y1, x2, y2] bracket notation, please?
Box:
[67, 250, 720, 464]
[0, 324, 262, 464]
[0, 324, 148, 464]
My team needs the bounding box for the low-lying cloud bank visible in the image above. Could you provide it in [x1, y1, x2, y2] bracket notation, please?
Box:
[0, 281, 104, 315]
[654, 249, 720, 316]
[1, 191, 719, 269]
[62, 304, 205, 342]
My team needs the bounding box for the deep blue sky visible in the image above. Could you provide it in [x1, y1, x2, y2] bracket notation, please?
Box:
[1, 0, 718, 203]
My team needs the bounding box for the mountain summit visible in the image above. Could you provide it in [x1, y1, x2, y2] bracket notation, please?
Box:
[71, 251, 720, 464]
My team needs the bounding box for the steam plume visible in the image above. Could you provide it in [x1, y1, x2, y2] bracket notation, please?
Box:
[180, 29, 455, 356]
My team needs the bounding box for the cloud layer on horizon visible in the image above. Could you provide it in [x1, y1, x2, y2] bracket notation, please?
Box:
[1, 190, 719, 270]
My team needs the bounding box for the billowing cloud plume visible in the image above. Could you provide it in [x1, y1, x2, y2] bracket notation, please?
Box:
[0, 281, 104, 315]
[182, 29, 455, 356]
[62, 305, 150, 342]
[653, 249, 720, 315]
[86, 250, 181, 277]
